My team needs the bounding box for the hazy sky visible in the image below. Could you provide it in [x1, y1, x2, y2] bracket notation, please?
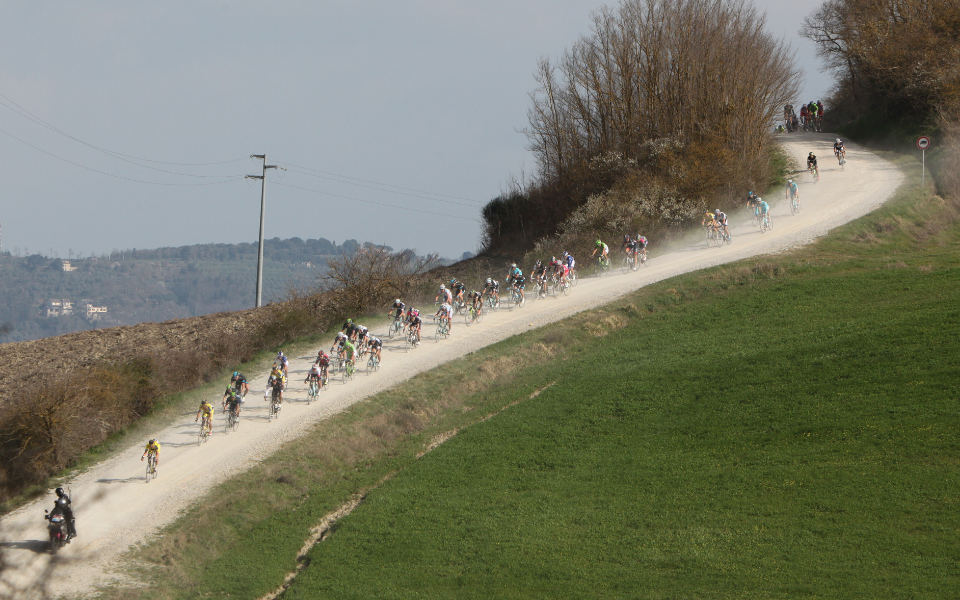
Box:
[0, 0, 831, 260]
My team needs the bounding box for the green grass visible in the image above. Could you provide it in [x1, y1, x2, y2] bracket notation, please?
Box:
[105, 148, 960, 599]
[284, 264, 960, 599]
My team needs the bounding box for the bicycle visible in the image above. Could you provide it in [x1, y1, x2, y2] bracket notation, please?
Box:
[344, 359, 356, 381]
[466, 303, 483, 324]
[809, 164, 820, 182]
[790, 193, 801, 215]
[269, 387, 282, 420]
[569, 268, 578, 286]
[836, 149, 846, 169]
[367, 354, 380, 373]
[529, 277, 546, 302]
[198, 417, 211, 444]
[620, 253, 634, 274]
[435, 317, 450, 341]
[509, 285, 525, 309]
[145, 454, 158, 482]
[483, 292, 500, 312]
[406, 327, 420, 348]
[453, 298, 466, 316]
[638, 248, 648, 267]
[759, 212, 771, 233]
[593, 255, 611, 276]
[388, 316, 403, 338]
[225, 406, 240, 433]
[307, 377, 320, 402]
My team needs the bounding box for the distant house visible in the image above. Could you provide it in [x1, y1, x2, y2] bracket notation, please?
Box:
[85, 304, 108, 320]
[43, 299, 74, 317]
[61, 260, 78, 272]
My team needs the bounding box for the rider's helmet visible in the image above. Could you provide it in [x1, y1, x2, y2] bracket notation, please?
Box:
[595, 240, 602, 247]
[535, 259, 542, 267]
[450, 279, 456, 285]
[277, 351, 284, 358]
[439, 284, 446, 290]
[836, 138, 841, 144]
[347, 318, 353, 324]
[788, 179, 794, 184]
[395, 298, 400, 304]
[715, 209, 720, 215]
[809, 151, 814, 156]
[55, 487, 65, 498]
[562, 251, 569, 258]
[511, 263, 517, 268]
[149, 439, 156, 445]
[232, 371, 239, 378]
[551, 256, 556, 262]
[486, 277, 492, 284]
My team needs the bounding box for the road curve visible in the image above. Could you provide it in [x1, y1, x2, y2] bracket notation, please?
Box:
[0, 133, 904, 598]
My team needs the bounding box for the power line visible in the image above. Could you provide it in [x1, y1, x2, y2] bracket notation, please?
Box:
[274, 160, 486, 205]
[271, 180, 481, 223]
[280, 166, 482, 208]
[0, 127, 244, 186]
[0, 91, 248, 167]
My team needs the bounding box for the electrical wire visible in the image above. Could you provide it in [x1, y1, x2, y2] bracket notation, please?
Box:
[280, 167, 481, 208]
[0, 127, 244, 186]
[0, 91, 248, 168]
[274, 160, 486, 205]
[271, 181, 481, 223]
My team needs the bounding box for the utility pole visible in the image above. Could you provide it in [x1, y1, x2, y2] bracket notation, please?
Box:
[247, 155, 278, 308]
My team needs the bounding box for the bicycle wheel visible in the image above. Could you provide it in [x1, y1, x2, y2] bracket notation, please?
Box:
[621, 256, 631, 274]
[528, 284, 540, 303]
[146, 458, 155, 482]
[561, 280, 571, 296]
[641, 251, 648, 267]
[759, 214, 768, 233]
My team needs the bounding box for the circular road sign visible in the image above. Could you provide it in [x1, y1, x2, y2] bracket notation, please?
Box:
[917, 136, 931, 150]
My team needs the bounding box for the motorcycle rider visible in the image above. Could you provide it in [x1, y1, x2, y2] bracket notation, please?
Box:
[51, 487, 77, 540]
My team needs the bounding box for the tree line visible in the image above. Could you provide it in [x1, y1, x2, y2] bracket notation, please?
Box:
[483, 0, 799, 253]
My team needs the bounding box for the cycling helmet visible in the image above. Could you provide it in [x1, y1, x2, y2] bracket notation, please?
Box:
[232, 371, 239, 378]
[277, 351, 284, 359]
[439, 284, 446, 290]
[149, 439, 156, 445]
[551, 256, 556, 262]
[715, 209, 720, 215]
[55, 487, 65, 497]
[836, 138, 842, 144]
[595, 240, 602, 247]
[809, 152, 814, 156]
[562, 251, 569, 257]
[486, 278, 492, 284]
[535, 259, 542, 267]
[395, 299, 400, 304]
[511, 263, 517, 268]
[788, 179, 794, 184]
[347, 318, 353, 324]
[450, 279, 456, 284]
[623, 234, 630, 241]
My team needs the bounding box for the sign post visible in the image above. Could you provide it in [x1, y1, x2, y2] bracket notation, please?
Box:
[917, 136, 931, 187]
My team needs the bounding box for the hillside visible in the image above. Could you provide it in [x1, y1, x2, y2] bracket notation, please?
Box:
[0, 237, 422, 344]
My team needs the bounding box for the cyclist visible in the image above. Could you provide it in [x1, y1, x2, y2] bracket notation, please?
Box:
[799, 103, 809, 129]
[230, 372, 249, 400]
[315, 351, 330, 382]
[305, 361, 324, 389]
[467, 289, 483, 318]
[389, 299, 406, 323]
[222, 386, 242, 416]
[450, 279, 466, 307]
[435, 301, 454, 334]
[141, 439, 161, 474]
[435, 283, 453, 305]
[404, 306, 421, 332]
[195, 400, 214, 436]
[834, 138, 845, 164]
[590, 239, 609, 266]
[808, 101, 819, 131]
[787, 179, 800, 205]
[746, 191, 759, 217]
[530, 260, 548, 297]
[330, 331, 348, 361]
[548, 256, 567, 285]
[562, 251, 576, 280]
[483, 277, 500, 305]
[341, 318, 358, 341]
[354, 323, 370, 348]
[807, 152, 819, 178]
[267, 373, 284, 407]
[407, 309, 423, 343]
[223, 387, 242, 418]
[635, 235, 649, 264]
[275, 351, 289, 377]
[702, 211, 716, 229]
[343, 339, 357, 372]
[621, 234, 638, 270]
[714, 209, 731, 240]
[507, 263, 525, 303]
[51, 487, 77, 540]
[367, 335, 383, 363]
[758, 198, 771, 228]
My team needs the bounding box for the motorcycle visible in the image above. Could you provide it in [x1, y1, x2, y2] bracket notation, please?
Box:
[44, 500, 71, 554]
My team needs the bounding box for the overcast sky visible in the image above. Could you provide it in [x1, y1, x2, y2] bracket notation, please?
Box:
[0, 0, 831, 260]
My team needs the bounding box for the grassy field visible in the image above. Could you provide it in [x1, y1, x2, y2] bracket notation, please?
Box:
[108, 151, 960, 599]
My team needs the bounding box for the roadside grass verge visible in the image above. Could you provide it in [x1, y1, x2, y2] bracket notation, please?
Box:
[105, 153, 960, 598]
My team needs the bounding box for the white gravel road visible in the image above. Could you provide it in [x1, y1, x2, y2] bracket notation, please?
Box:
[0, 133, 904, 599]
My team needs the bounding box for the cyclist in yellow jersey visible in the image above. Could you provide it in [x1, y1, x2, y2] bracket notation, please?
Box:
[195, 400, 214, 435]
[141, 439, 161, 467]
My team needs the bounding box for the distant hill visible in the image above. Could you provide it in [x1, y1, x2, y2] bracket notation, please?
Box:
[0, 237, 423, 343]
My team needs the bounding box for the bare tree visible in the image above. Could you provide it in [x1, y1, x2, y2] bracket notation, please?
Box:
[320, 247, 441, 316]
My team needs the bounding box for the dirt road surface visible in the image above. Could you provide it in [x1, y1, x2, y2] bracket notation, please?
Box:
[0, 134, 904, 598]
